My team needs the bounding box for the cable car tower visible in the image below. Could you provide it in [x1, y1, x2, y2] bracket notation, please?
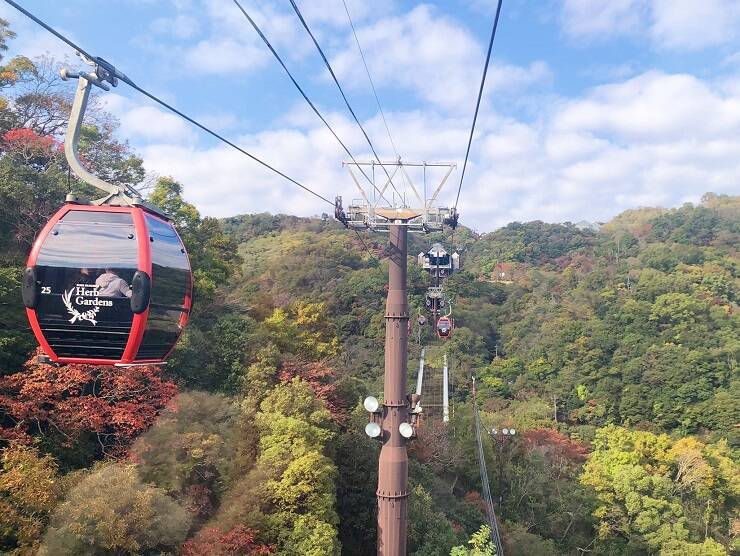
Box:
[338, 160, 456, 556]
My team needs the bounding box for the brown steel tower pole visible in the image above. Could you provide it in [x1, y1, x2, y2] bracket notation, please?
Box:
[338, 160, 457, 555]
[377, 222, 409, 556]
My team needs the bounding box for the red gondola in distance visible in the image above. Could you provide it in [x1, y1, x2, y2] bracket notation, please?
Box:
[437, 316, 453, 339]
[22, 203, 192, 365]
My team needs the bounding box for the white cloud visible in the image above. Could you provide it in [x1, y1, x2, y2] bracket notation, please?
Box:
[462, 70, 740, 228]
[122, 106, 196, 142]
[196, 111, 240, 131]
[184, 38, 267, 74]
[553, 72, 740, 141]
[197, 0, 313, 64]
[139, 130, 342, 218]
[561, 0, 740, 50]
[140, 0, 315, 75]
[100, 93, 196, 143]
[561, 0, 646, 39]
[0, 3, 76, 62]
[296, 0, 395, 27]
[722, 51, 740, 68]
[650, 0, 740, 50]
[121, 69, 740, 231]
[150, 14, 200, 39]
[330, 5, 550, 111]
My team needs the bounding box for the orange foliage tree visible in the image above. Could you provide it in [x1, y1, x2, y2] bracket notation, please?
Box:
[2, 128, 61, 167]
[278, 359, 346, 422]
[0, 353, 176, 457]
[181, 525, 273, 556]
[522, 428, 589, 476]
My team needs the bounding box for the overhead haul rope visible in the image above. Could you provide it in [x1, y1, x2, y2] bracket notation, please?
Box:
[352, 229, 378, 264]
[341, 0, 399, 161]
[3, 0, 382, 266]
[1, 0, 335, 208]
[472, 377, 505, 555]
[231, 0, 395, 206]
[288, 0, 404, 203]
[453, 0, 503, 212]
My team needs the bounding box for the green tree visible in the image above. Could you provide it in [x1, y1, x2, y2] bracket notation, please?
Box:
[77, 122, 144, 189]
[450, 525, 496, 555]
[408, 484, 462, 556]
[659, 538, 728, 556]
[0, 445, 61, 555]
[581, 425, 737, 554]
[41, 465, 190, 555]
[0, 267, 34, 371]
[133, 392, 244, 521]
[261, 301, 340, 359]
[334, 408, 379, 556]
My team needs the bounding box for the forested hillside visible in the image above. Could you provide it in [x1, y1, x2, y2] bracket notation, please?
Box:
[0, 22, 738, 556]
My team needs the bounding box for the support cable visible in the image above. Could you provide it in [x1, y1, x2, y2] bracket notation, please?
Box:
[353, 228, 378, 263]
[453, 0, 503, 212]
[231, 0, 392, 205]
[288, 0, 403, 202]
[472, 377, 505, 555]
[2, 0, 334, 207]
[124, 79, 333, 205]
[341, 0, 399, 160]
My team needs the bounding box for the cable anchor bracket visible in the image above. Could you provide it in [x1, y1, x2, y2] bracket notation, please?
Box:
[444, 208, 459, 230]
[334, 196, 349, 228]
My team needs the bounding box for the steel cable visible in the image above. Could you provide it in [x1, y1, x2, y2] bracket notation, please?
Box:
[454, 0, 503, 211]
[288, 0, 403, 202]
[341, 0, 399, 160]
[1, 0, 335, 208]
[231, 0, 392, 206]
[472, 378, 505, 555]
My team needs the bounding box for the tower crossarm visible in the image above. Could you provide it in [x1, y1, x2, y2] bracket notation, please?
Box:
[341, 160, 458, 233]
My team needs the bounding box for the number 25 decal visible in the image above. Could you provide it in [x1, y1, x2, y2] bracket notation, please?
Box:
[41, 286, 51, 294]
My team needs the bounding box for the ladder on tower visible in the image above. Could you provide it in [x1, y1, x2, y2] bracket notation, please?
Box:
[415, 349, 450, 423]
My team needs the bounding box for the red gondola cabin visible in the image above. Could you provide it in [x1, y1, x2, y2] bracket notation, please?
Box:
[436, 316, 453, 339]
[22, 203, 192, 365]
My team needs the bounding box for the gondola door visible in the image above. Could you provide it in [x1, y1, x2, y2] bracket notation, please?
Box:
[133, 214, 192, 362]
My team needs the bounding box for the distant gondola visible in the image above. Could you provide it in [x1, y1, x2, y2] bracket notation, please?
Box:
[436, 316, 453, 339]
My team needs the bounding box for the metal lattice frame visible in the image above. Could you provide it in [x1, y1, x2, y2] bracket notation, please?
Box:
[336, 161, 458, 232]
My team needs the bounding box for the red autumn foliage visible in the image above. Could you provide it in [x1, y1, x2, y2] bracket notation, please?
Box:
[464, 490, 486, 514]
[410, 419, 461, 472]
[181, 525, 273, 556]
[2, 127, 61, 160]
[0, 352, 177, 456]
[184, 483, 215, 518]
[278, 359, 347, 422]
[522, 429, 589, 476]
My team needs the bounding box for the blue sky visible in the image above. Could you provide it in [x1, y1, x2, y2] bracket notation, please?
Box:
[3, 0, 740, 231]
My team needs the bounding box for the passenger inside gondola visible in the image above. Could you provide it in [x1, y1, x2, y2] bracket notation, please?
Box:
[95, 268, 132, 297]
[68, 267, 95, 288]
